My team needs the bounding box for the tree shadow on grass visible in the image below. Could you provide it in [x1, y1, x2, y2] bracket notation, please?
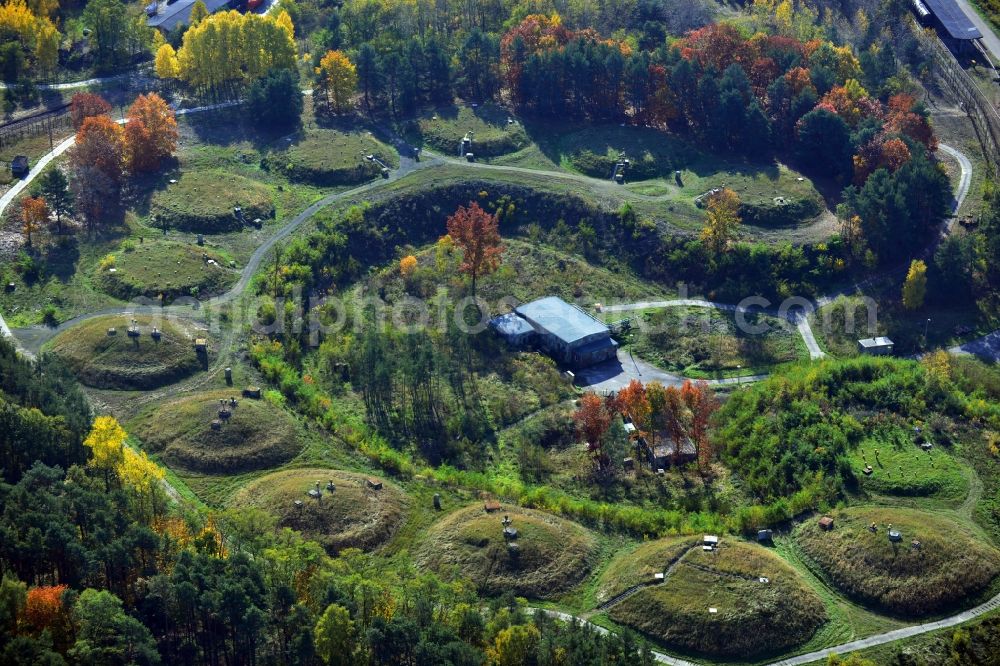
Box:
[42, 237, 80, 283]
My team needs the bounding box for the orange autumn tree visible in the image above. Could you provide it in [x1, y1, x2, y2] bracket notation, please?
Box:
[574, 392, 613, 470]
[24, 585, 71, 646]
[125, 93, 178, 174]
[445, 201, 503, 297]
[70, 114, 126, 229]
[72, 115, 126, 183]
[20, 195, 47, 247]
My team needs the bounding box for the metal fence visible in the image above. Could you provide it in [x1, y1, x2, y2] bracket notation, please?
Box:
[919, 24, 1000, 174]
[0, 103, 72, 151]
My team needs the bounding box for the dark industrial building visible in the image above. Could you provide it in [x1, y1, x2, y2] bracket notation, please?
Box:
[490, 296, 618, 368]
[914, 0, 983, 55]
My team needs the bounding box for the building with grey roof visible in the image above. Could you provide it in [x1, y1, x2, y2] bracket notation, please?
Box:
[147, 0, 232, 33]
[490, 296, 618, 368]
[916, 0, 982, 55]
[858, 336, 894, 356]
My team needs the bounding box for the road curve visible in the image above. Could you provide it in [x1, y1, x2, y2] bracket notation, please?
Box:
[601, 298, 825, 360]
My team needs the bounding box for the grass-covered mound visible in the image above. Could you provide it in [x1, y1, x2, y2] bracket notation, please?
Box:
[596, 536, 698, 604]
[560, 125, 822, 225]
[411, 104, 529, 157]
[624, 305, 804, 377]
[562, 125, 696, 181]
[795, 507, 1000, 617]
[270, 128, 398, 186]
[150, 170, 274, 233]
[47, 315, 207, 390]
[716, 356, 993, 520]
[95, 241, 237, 302]
[230, 469, 408, 552]
[610, 541, 826, 658]
[129, 390, 302, 474]
[415, 505, 598, 599]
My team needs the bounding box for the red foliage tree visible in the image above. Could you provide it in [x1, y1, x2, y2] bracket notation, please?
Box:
[125, 93, 179, 173]
[885, 94, 937, 150]
[500, 14, 573, 103]
[677, 23, 753, 72]
[680, 380, 719, 472]
[445, 201, 503, 296]
[574, 392, 612, 469]
[70, 92, 112, 129]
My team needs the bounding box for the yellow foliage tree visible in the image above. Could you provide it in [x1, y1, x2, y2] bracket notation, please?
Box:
[774, 0, 793, 34]
[317, 50, 357, 114]
[487, 624, 541, 666]
[175, 11, 297, 89]
[901, 259, 927, 310]
[189, 0, 209, 26]
[155, 43, 179, 79]
[700, 188, 741, 254]
[0, 0, 61, 80]
[84, 415, 127, 488]
[399, 254, 417, 277]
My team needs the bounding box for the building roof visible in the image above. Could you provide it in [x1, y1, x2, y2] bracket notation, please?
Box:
[515, 296, 609, 345]
[147, 0, 231, 32]
[573, 336, 618, 356]
[923, 0, 982, 40]
[489, 312, 535, 338]
[858, 336, 894, 348]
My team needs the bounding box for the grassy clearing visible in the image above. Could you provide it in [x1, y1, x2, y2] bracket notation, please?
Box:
[150, 169, 274, 233]
[610, 540, 826, 658]
[95, 239, 237, 301]
[595, 536, 698, 603]
[230, 468, 408, 553]
[553, 124, 823, 226]
[619, 305, 805, 378]
[415, 504, 599, 600]
[811, 294, 992, 357]
[268, 126, 398, 186]
[795, 506, 1000, 617]
[47, 314, 209, 390]
[129, 390, 303, 475]
[408, 104, 530, 157]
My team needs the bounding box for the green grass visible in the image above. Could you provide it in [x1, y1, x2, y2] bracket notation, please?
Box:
[374, 238, 669, 305]
[415, 504, 599, 600]
[230, 468, 408, 553]
[150, 169, 274, 233]
[47, 314, 209, 390]
[620, 305, 805, 378]
[595, 536, 698, 603]
[129, 390, 303, 475]
[609, 540, 826, 658]
[408, 104, 530, 158]
[795, 506, 1000, 617]
[849, 438, 970, 503]
[95, 239, 237, 301]
[269, 126, 398, 186]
